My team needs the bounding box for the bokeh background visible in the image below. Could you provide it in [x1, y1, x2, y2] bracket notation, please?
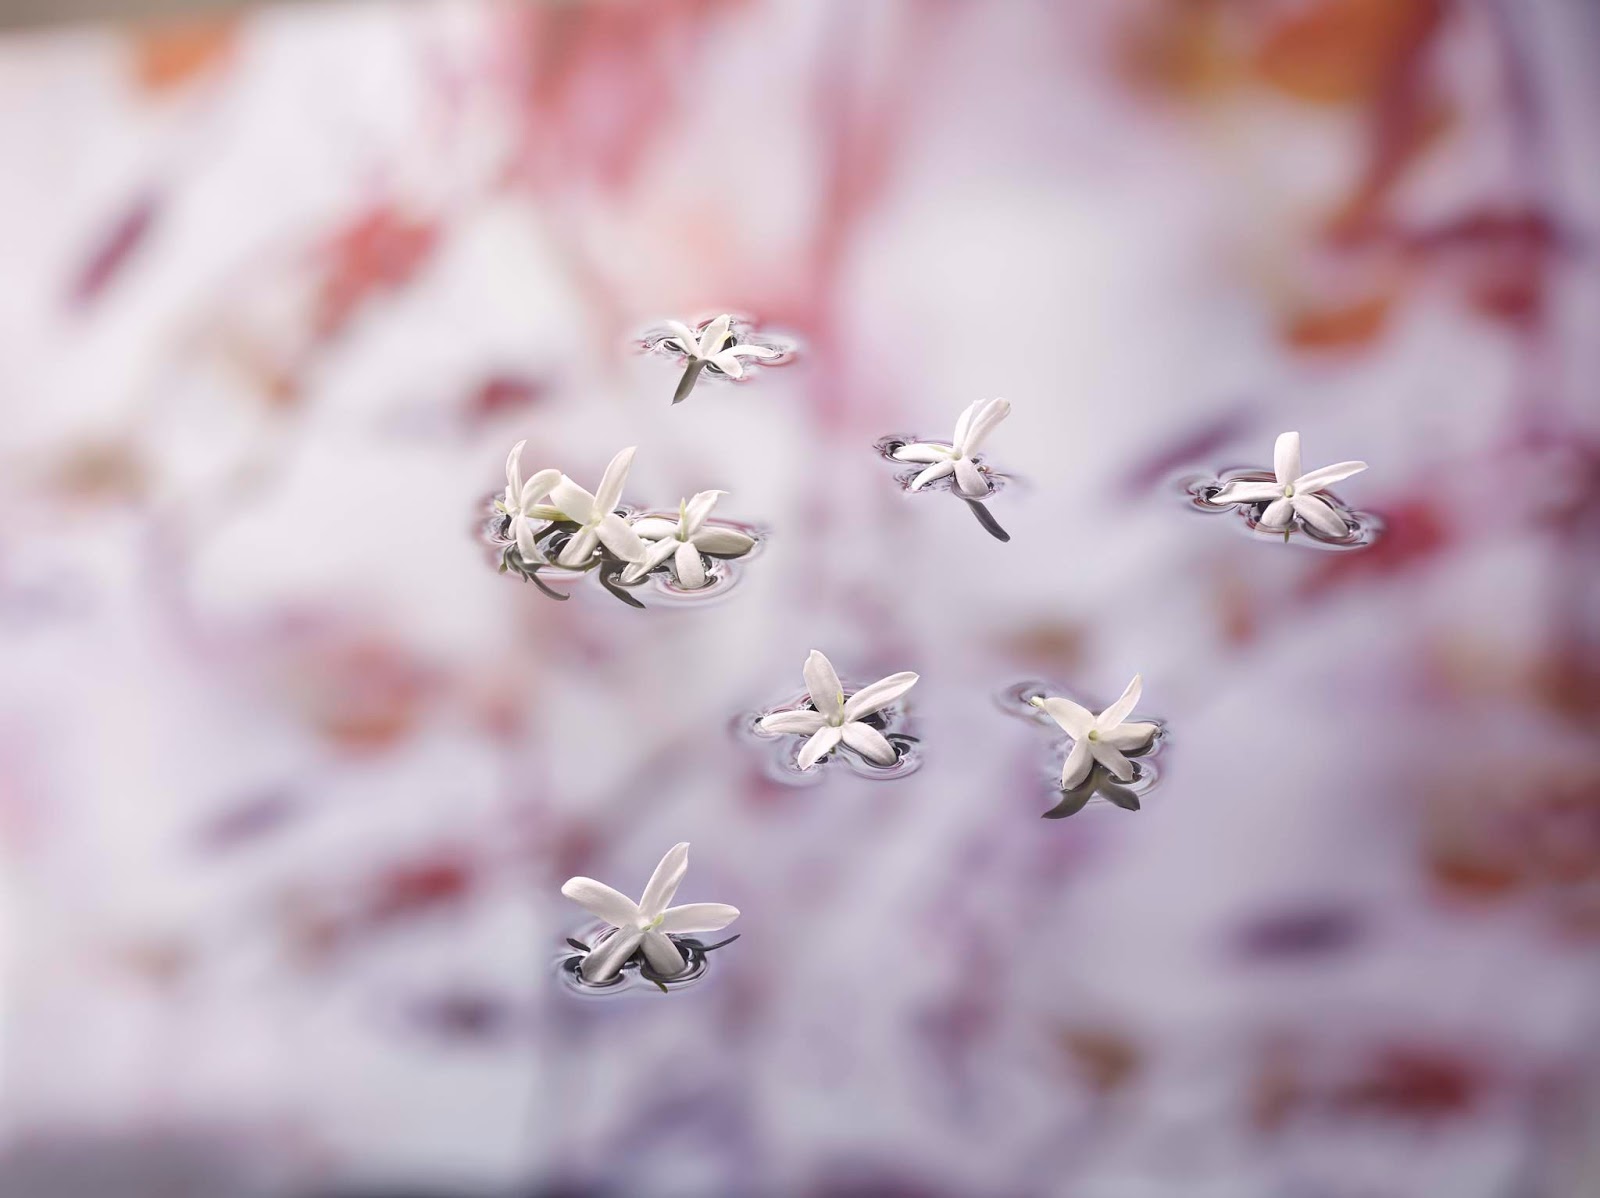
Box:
[2, 1, 1598, 1195]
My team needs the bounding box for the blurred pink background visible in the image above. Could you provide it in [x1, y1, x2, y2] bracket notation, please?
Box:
[1, 1, 1598, 1195]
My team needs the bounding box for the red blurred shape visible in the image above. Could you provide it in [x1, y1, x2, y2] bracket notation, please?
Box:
[314, 207, 439, 339]
[363, 849, 477, 927]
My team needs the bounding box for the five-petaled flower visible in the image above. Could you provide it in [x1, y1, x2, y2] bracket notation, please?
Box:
[758, 649, 919, 770]
[497, 440, 562, 563]
[1211, 430, 1367, 536]
[548, 446, 649, 567]
[622, 490, 756, 588]
[1030, 675, 1158, 790]
[561, 842, 740, 984]
[891, 397, 1011, 498]
[661, 314, 782, 404]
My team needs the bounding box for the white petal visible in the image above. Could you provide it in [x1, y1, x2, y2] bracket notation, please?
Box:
[596, 513, 648, 562]
[673, 539, 707, 588]
[630, 516, 678, 541]
[683, 489, 724, 535]
[514, 516, 543, 563]
[707, 351, 745, 379]
[619, 537, 678, 582]
[505, 439, 526, 497]
[722, 343, 780, 360]
[1089, 739, 1134, 782]
[1036, 696, 1093, 738]
[639, 842, 690, 919]
[909, 460, 956, 491]
[662, 320, 698, 353]
[1273, 431, 1301, 487]
[594, 446, 636, 513]
[518, 467, 561, 511]
[758, 709, 828, 735]
[560, 877, 641, 926]
[658, 902, 740, 934]
[526, 504, 564, 521]
[841, 721, 897, 766]
[841, 671, 919, 723]
[1096, 675, 1142, 731]
[550, 477, 596, 525]
[957, 397, 1010, 456]
[1258, 497, 1294, 529]
[1210, 480, 1283, 505]
[954, 457, 988, 498]
[803, 650, 845, 722]
[1292, 493, 1349, 536]
[697, 314, 732, 358]
[1100, 721, 1157, 751]
[691, 527, 755, 556]
[891, 442, 953, 464]
[1060, 739, 1093, 789]
[555, 526, 599, 567]
[1293, 460, 1367, 494]
[797, 724, 843, 770]
[951, 398, 983, 449]
[640, 930, 688, 977]
[580, 928, 642, 983]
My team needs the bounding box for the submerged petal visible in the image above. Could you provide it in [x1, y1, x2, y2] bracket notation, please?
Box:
[594, 446, 637, 513]
[841, 671, 919, 723]
[797, 725, 843, 770]
[692, 527, 755, 556]
[758, 709, 828, 735]
[803, 650, 845, 722]
[673, 539, 707, 588]
[550, 477, 597, 525]
[841, 720, 897, 766]
[580, 928, 643, 983]
[640, 930, 688, 977]
[1097, 675, 1142, 731]
[1210, 479, 1283, 505]
[1088, 739, 1135, 782]
[909, 460, 956, 491]
[639, 842, 691, 919]
[1060, 739, 1093, 789]
[658, 902, 740, 934]
[560, 877, 641, 927]
[1292, 493, 1349, 536]
[1258, 497, 1294, 530]
[954, 457, 988, 498]
[891, 442, 953, 464]
[958, 397, 1010, 456]
[1036, 696, 1093, 738]
[1293, 461, 1367, 495]
[1099, 721, 1158, 752]
[1273, 431, 1302, 487]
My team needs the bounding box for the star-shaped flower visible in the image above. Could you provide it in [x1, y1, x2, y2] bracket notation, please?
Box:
[561, 842, 740, 984]
[1211, 430, 1367, 536]
[661, 314, 782, 404]
[496, 439, 562, 563]
[891, 397, 1011, 498]
[1030, 675, 1158, 790]
[547, 446, 649, 567]
[758, 650, 918, 770]
[620, 490, 756, 588]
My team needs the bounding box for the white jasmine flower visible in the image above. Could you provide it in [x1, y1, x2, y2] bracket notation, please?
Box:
[759, 649, 918, 770]
[621, 490, 756, 588]
[1030, 675, 1158, 790]
[548, 446, 649, 567]
[662, 314, 781, 403]
[496, 440, 563, 563]
[1211, 430, 1367, 536]
[892, 397, 1010, 498]
[561, 842, 740, 983]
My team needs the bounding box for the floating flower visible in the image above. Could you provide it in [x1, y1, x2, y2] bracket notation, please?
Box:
[891, 397, 1011, 498]
[1030, 675, 1158, 790]
[759, 650, 919, 770]
[660, 314, 782, 404]
[621, 490, 756, 588]
[561, 842, 740, 983]
[547, 446, 649, 567]
[496, 440, 563, 563]
[1211, 430, 1367, 536]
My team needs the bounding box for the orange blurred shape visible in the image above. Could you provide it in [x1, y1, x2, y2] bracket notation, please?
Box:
[1059, 1027, 1142, 1097]
[1119, 0, 1237, 99]
[48, 441, 148, 504]
[1253, 0, 1441, 105]
[129, 16, 239, 93]
[291, 637, 437, 752]
[1282, 287, 1395, 352]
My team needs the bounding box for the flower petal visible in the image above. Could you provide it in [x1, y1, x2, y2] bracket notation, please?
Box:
[797, 724, 843, 770]
[594, 446, 636, 513]
[954, 457, 988, 498]
[555, 526, 599, 567]
[630, 516, 678, 541]
[596, 513, 648, 562]
[639, 842, 690, 919]
[514, 516, 544, 563]
[708, 351, 745, 379]
[758, 709, 828, 735]
[891, 442, 953, 464]
[1210, 480, 1283, 505]
[505, 439, 526, 497]
[580, 928, 642, 984]
[1258, 497, 1294, 530]
[909, 460, 956, 491]
[1036, 696, 1093, 737]
[1089, 739, 1134, 782]
[697, 314, 732, 359]
[663, 320, 698, 353]
[803, 650, 844, 722]
[841, 671, 919, 723]
[518, 467, 561, 511]
[619, 537, 678, 583]
[1293, 460, 1367, 495]
[673, 539, 707, 588]
[560, 877, 641, 926]
[1060, 739, 1093, 789]
[958, 397, 1010, 456]
[640, 930, 688, 977]
[1096, 675, 1142, 730]
[951, 398, 983, 449]
[1292, 493, 1349, 536]
[723, 343, 780, 360]
[1274, 431, 1301, 487]
[683, 489, 724, 535]
[1100, 721, 1158, 751]
[692, 527, 755, 556]
[841, 720, 898, 766]
[550, 477, 596, 525]
[658, 902, 740, 934]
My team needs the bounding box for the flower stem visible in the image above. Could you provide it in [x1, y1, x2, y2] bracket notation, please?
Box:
[672, 359, 705, 406]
